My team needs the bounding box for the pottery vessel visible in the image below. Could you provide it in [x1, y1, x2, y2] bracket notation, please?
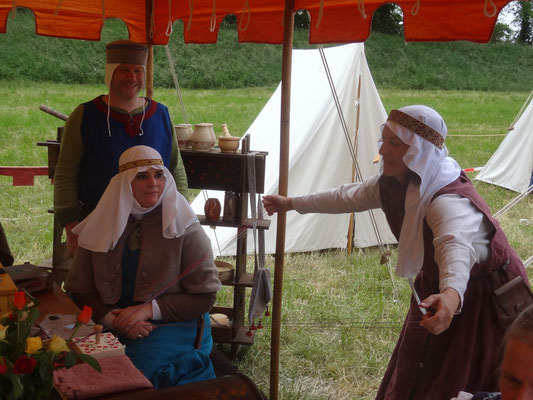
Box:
[174, 124, 192, 150]
[218, 136, 240, 153]
[190, 123, 216, 152]
[204, 198, 221, 223]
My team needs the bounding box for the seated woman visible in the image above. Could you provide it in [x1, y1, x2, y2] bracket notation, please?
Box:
[65, 145, 222, 388]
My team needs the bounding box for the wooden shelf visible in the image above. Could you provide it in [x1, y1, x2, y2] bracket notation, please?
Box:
[197, 215, 270, 229]
[221, 272, 254, 287]
[211, 325, 256, 345]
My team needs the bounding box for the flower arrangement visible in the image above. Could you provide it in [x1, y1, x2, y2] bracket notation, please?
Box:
[0, 291, 100, 399]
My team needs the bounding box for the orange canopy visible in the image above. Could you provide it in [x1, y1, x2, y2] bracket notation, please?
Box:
[1, 0, 511, 45]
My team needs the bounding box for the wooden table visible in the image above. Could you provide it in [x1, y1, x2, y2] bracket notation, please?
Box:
[35, 283, 80, 319]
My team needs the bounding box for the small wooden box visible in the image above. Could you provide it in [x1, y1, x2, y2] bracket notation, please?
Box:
[0, 264, 18, 314]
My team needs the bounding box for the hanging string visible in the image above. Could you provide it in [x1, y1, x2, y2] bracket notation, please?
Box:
[102, 0, 106, 22]
[166, 0, 174, 36]
[210, 0, 217, 32]
[483, 0, 497, 17]
[239, 0, 251, 31]
[53, 0, 64, 16]
[187, 0, 194, 31]
[357, 0, 367, 19]
[11, 0, 17, 19]
[165, 45, 189, 124]
[316, 0, 324, 28]
[411, 0, 421, 16]
[150, 0, 156, 38]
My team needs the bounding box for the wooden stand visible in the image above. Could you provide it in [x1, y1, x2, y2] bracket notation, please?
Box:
[181, 136, 269, 358]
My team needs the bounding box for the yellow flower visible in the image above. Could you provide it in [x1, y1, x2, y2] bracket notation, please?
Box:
[0, 324, 7, 340]
[26, 336, 43, 354]
[48, 335, 70, 353]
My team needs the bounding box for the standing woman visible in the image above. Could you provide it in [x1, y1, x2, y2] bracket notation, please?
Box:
[263, 105, 530, 399]
[65, 145, 222, 388]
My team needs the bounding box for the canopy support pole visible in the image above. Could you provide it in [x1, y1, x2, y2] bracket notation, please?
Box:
[269, 0, 294, 398]
[145, 0, 154, 99]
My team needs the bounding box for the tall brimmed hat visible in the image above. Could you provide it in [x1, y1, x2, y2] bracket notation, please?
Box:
[105, 40, 148, 88]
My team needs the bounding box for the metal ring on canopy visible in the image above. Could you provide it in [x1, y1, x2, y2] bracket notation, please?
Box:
[239, 0, 251, 31]
[484, 0, 497, 17]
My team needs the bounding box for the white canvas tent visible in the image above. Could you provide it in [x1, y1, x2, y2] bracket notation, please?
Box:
[475, 95, 533, 193]
[191, 43, 396, 256]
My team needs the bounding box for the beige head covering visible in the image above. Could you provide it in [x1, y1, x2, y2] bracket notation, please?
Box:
[73, 145, 197, 253]
[105, 40, 148, 88]
[381, 105, 461, 278]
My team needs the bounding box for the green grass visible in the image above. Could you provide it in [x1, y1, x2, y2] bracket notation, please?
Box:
[0, 82, 531, 399]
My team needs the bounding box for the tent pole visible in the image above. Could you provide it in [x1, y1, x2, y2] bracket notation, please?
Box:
[145, 0, 154, 99]
[269, 0, 294, 398]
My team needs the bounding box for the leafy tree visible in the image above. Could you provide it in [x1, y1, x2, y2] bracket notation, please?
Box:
[491, 22, 514, 42]
[509, 0, 533, 44]
[371, 3, 403, 36]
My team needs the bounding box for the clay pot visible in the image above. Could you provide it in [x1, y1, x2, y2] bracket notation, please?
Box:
[174, 124, 192, 150]
[204, 198, 221, 223]
[190, 123, 216, 152]
[218, 136, 240, 153]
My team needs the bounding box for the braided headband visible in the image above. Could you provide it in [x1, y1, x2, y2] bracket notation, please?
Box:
[119, 158, 163, 173]
[388, 109, 444, 149]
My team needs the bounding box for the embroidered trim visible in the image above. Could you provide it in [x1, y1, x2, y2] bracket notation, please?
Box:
[119, 159, 163, 173]
[388, 109, 444, 149]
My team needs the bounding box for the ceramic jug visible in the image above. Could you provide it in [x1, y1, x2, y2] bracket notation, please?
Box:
[174, 124, 192, 150]
[204, 198, 221, 223]
[190, 123, 216, 152]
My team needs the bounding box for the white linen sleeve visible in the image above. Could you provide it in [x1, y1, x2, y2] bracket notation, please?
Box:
[426, 194, 492, 310]
[291, 174, 382, 214]
[152, 299, 162, 320]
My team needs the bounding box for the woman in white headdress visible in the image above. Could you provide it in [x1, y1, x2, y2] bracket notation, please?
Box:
[263, 105, 529, 399]
[65, 145, 222, 389]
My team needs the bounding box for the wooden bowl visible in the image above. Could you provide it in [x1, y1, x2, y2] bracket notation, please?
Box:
[218, 136, 240, 153]
[215, 260, 234, 282]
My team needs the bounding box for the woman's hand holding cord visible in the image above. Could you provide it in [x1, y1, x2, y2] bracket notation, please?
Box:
[419, 287, 461, 335]
[112, 303, 155, 339]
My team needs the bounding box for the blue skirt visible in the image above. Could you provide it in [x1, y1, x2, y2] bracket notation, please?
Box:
[122, 313, 215, 389]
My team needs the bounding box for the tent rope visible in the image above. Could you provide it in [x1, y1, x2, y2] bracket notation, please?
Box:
[493, 185, 533, 219]
[508, 89, 533, 131]
[483, 0, 497, 17]
[165, 45, 189, 124]
[316, 0, 324, 28]
[318, 45, 400, 304]
[210, 0, 217, 32]
[239, 0, 251, 31]
[11, 0, 17, 19]
[166, 0, 174, 36]
[102, 0, 105, 22]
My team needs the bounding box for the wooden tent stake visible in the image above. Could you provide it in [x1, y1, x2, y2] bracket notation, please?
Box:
[347, 75, 362, 255]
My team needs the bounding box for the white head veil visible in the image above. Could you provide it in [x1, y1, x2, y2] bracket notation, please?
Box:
[73, 145, 197, 253]
[381, 105, 461, 278]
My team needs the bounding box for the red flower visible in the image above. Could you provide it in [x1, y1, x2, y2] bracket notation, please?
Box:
[13, 291, 26, 311]
[13, 355, 37, 374]
[77, 305, 92, 325]
[0, 357, 8, 374]
[8, 312, 16, 321]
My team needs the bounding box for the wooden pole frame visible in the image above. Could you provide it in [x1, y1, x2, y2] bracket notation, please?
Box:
[269, 0, 294, 398]
[145, 0, 154, 99]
